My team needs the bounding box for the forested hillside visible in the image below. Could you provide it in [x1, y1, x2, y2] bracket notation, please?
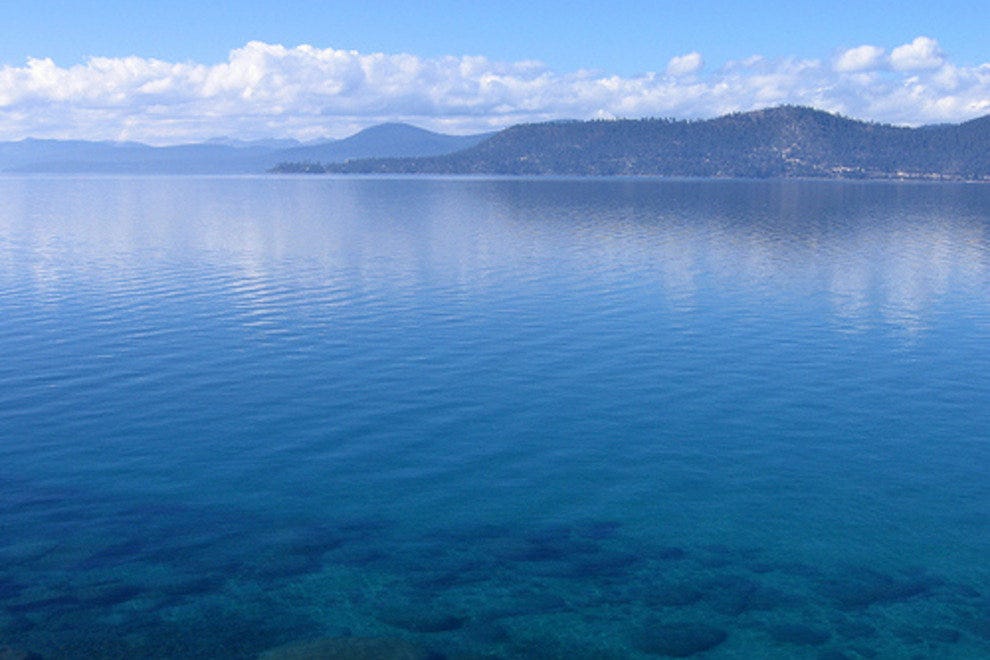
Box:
[310, 107, 990, 180]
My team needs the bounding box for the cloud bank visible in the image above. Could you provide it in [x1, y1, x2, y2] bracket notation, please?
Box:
[1, 37, 988, 143]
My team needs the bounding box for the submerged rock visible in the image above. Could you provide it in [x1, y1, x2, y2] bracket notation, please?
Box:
[643, 581, 704, 607]
[0, 578, 26, 599]
[155, 573, 226, 598]
[4, 594, 80, 614]
[631, 622, 728, 657]
[820, 568, 940, 609]
[767, 623, 831, 646]
[259, 636, 435, 660]
[954, 584, 981, 599]
[573, 520, 623, 540]
[285, 526, 348, 557]
[0, 646, 43, 660]
[503, 538, 600, 563]
[833, 619, 877, 640]
[701, 575, 768, 615]
[928, 627, 962, 643]
[377, 608, 468, 633]
[480, 589, 568, 618]
[74, 537, 149, 569]
[656, 547, 687, 561]
[562, 551, 642, 579]
[816, 651, 852, 660]
[410, 567, 488, 591]
[76, 582, 143, 607]
[244, 551, 324, 580]
[899, 626, 962, 644]
[965, 612, 990, 640]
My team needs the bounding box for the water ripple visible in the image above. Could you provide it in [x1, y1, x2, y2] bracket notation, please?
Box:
[0, 176, 987, 658]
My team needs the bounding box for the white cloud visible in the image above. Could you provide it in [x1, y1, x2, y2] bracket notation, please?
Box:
[889, 36, 944, 71]
[666, 52, 703, 76]
[0, 37, 987, 143]
[835, 45, 885, 72]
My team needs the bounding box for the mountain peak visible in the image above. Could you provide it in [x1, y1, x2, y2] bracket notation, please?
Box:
[270, 124, 494, 164]
[323, 106, 990, 180]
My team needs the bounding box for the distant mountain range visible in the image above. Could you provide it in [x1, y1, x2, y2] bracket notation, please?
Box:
[316, 107, 990, 181]
[5, 107, 990, 180]
[0, 124, 493, 174]
[269, 124, 494, 170]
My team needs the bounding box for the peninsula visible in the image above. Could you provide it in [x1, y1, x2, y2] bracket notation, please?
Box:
[283, 106, 990, 181]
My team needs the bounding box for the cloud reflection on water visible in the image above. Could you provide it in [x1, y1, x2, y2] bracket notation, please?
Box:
[0, 176, 986, 339]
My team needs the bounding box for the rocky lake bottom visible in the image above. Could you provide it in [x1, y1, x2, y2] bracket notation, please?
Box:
[2, 495, 988, 658]
[1, 176, 987, 657]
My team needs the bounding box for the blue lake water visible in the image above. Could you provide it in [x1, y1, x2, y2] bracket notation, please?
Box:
[0, 176, 987, 658]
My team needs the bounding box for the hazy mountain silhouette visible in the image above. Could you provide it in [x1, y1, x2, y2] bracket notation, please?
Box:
[271, 123, 494, 166]
[0, 124, 492, 174]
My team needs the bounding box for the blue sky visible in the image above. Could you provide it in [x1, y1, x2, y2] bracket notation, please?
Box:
[1, 1, 988, 142]
[4, 1, 989, 73]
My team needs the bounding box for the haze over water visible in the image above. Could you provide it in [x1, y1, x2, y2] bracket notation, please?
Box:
[0, 176, 988, 658]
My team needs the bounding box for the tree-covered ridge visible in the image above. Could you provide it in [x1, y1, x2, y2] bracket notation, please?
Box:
[291, 107, 990, 180]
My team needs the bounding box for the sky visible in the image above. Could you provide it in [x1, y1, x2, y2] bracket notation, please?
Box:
[1, 1, 989, 143]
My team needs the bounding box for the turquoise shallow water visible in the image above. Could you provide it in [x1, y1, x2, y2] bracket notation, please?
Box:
[0, 176, 988, 658]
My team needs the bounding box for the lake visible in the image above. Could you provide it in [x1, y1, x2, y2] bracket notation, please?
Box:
[0, 176, 987, 658]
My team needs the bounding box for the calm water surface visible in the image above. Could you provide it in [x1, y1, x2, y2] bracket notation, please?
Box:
[0, 176, 987, 658]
